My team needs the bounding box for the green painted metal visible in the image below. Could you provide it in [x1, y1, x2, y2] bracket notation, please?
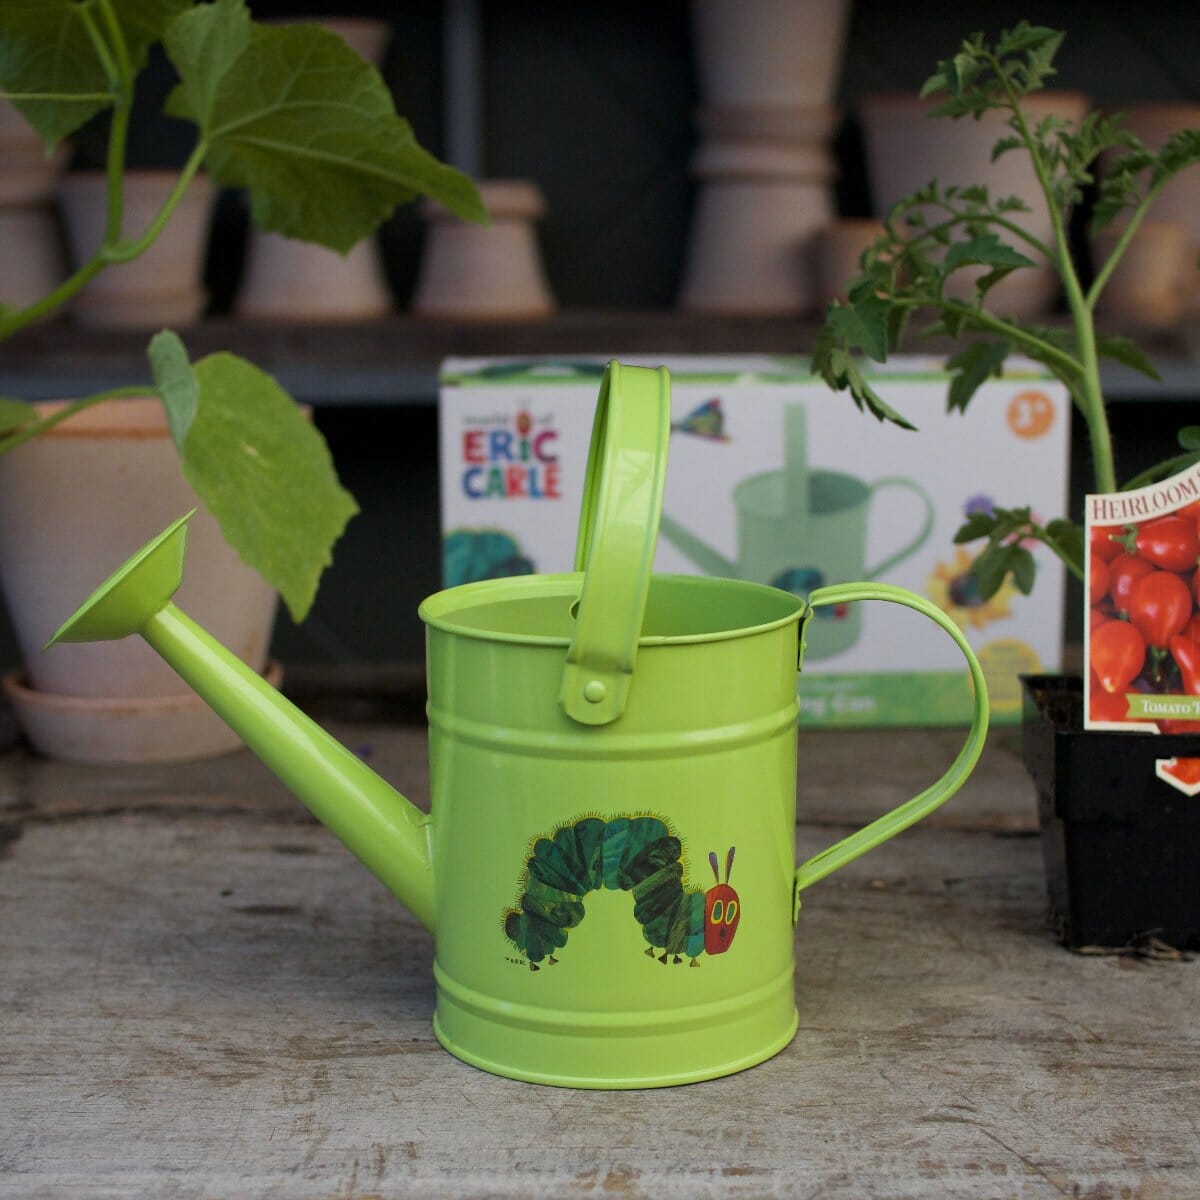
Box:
[47, 360, 989, 1089]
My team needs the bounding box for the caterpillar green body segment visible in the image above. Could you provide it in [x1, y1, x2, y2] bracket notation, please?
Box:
[504, 816, 709, 967]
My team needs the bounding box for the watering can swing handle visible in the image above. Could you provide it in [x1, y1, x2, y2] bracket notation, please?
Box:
[791, 582, 989, 922]
[560, 362, 671, 727]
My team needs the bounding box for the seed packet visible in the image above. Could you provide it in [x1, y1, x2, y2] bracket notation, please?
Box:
[1085, 461, 1200, 733]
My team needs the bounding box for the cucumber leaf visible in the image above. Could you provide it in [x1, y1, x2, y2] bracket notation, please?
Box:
[0, 0, 188, 148]
[151, 341, 358, 622]
[163, 0, 486, 251]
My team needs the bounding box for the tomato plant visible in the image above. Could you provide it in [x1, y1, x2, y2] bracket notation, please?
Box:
[1128, 570, 1193, 648]
[1090, 620, 1146, 694]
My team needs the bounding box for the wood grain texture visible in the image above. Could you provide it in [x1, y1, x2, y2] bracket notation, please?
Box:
[1, 725, 1197, 1199]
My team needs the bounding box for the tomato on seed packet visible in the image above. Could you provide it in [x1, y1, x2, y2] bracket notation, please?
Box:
[1085, 461, 1200, 733]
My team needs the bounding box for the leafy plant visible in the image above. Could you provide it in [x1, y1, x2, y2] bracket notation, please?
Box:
[0, 0, 486, 621]
[813, 21, 1200, 600]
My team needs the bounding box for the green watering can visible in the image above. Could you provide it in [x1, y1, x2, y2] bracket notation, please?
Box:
[49, 363, 988, 1090]
[660, 404, 935, 659]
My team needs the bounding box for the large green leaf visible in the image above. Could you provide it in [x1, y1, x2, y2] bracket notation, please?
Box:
[163, 0, 486, 251]
[0, 0, 188, 148]
[169, 349, 358, 623]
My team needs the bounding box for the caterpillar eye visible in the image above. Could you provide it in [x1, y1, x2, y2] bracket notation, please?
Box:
[725, 900, 738, 924]
[710, 899, 724, 923]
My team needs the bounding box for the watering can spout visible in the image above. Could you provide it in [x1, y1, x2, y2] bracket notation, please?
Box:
[47, 513, 437, 933]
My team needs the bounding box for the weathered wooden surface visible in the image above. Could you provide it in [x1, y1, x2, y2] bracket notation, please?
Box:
[2, 720, 1198, 1199]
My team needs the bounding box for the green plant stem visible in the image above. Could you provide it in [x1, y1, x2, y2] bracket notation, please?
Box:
[988, 46, 1116, 494]
[898, 204, 1054, 262]
[0, 90, 115, 102]
[0, 12, 207, 349]
[1086, 173, 1174, 309]
[0, 387, 155, 456]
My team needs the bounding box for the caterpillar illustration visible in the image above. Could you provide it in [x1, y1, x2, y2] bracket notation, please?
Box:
[502, 815, 740, 971]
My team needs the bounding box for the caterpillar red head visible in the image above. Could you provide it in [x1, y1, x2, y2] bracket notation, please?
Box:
[705, 847, 740, 955]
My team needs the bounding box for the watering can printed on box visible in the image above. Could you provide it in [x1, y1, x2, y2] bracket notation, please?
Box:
[659, 403, 934, 659]
[50, 363, 988, 1089]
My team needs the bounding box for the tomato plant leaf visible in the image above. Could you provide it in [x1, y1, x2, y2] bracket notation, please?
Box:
[177, 350, 359, 622]
[1043, 519, 1084, 576]
[946, 341, 1012, 414]
[1095, 334, 1161, 382]
[163, 0, 486, 251]
[823, 294, 890, 362]
[942, 233, 1036, 273]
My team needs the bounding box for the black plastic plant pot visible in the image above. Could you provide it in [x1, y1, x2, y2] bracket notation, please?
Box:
[1021, 675, 1200, 952]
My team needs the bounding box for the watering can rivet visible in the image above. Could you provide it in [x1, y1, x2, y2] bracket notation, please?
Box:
[583, 680, 607, 703]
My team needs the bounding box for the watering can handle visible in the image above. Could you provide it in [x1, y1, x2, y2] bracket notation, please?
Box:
[561, 362, 672, 727]
[862, 478, 935, 580]
[791, 581, 989, 920]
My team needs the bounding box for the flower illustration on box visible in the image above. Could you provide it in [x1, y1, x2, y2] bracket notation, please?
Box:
[926, 497, 1022, 631]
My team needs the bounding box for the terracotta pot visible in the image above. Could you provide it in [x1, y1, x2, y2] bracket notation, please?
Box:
[57, 170, 215, 328]
[859, 91, 1090, 319]
[679, 105, 839, 314]
[1093, 220, 1187, 328]
[680, 0, 852, 316]
[0, 98, 67, 205]
[0, 204, 66, 310]
[235, 17, 395, 322]
[690, 0, 852, 110]
[412, 179, 556, 321]
[0, 397, 280, 762]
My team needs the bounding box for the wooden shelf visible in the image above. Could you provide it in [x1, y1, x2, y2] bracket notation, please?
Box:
[4, 310, 1199, 405]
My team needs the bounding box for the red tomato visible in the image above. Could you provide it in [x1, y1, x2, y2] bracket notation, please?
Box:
[1108, 553, 1155, 613]
[1090, 606, 1112, 630]
[1192, 568, 1200, 611]
[1090, 619, 1146, 693]
[1183, 613, 1200, 643]
[1089, 555, 1110, 605]
[1176, 498, 1200, 523]
[1133, 515, 1200, 572]
[1088, 679, 1130, 721]
[1169, 633, 1200, 695]
[1089, 523, 1125, 563]
[1129, 570, 1193, 648]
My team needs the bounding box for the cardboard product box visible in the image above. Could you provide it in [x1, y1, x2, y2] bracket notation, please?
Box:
[438, 355, 1070, 727]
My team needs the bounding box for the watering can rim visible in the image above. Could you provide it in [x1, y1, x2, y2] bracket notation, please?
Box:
[419, 570, 809, 650]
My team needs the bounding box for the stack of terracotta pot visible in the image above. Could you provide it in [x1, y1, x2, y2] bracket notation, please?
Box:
[678, 0, 852, 315]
